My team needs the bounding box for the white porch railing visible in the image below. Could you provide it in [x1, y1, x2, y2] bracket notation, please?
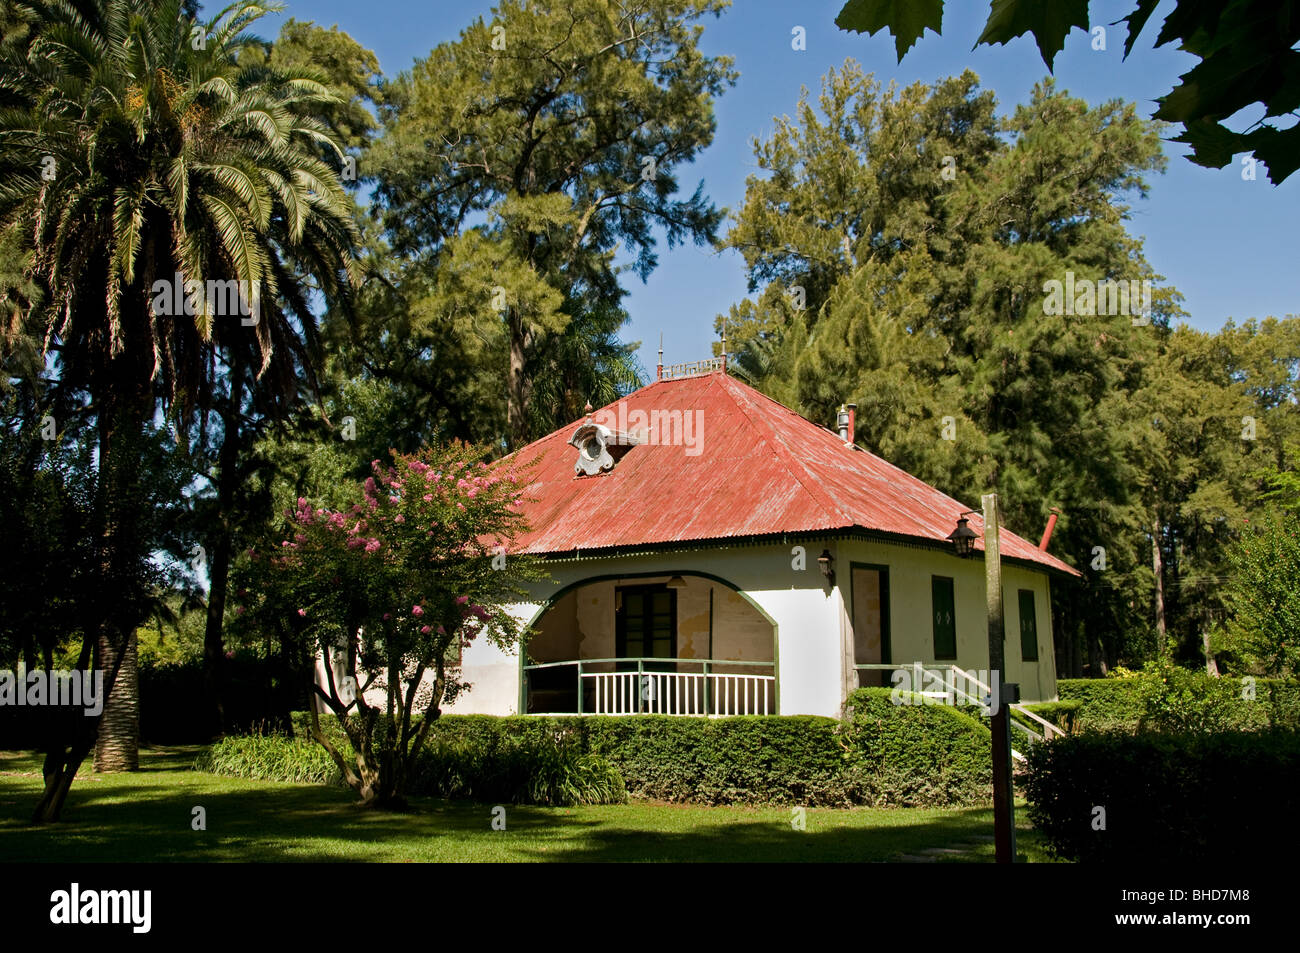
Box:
[854, 662, 1068, 762]
[584, 669, 773, 716]
[524, 657, 776, 716]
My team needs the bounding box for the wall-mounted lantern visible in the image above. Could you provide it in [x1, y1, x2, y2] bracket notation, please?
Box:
[947, 513, 980, 558]
[817, 549, 835, 585]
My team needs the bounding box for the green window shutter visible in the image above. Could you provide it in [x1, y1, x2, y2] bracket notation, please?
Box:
[1019, 589, 1038, 661]
[932, 577, 956, 660]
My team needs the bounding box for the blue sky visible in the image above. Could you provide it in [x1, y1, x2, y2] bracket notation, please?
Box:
[251, 0, 1297, 376]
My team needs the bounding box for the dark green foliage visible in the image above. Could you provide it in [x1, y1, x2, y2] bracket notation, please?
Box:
[1024, 730, 1300, 862]
[139, 653, 309, 745]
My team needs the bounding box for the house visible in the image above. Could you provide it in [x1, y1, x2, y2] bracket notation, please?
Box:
[446, 360, 1080, 719]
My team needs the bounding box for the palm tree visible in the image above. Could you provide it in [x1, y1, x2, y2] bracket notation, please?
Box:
[0, 0, 358, 820]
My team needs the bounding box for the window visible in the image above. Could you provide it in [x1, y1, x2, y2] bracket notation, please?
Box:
[616, 585, 676, 661]
[931, 576, 956, 660]
[1019, 589, 1039, 661]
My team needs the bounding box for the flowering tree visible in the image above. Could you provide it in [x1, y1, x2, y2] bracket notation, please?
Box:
[234, 444, 536, 808]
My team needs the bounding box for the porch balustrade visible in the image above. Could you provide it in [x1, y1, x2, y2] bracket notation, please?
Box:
[523, 658, 776, 716]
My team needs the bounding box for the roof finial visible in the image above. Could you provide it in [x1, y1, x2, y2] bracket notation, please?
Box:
[720, 321, 727, 375]
[583, 400, 593, 418]
[657, 332, 664, 382]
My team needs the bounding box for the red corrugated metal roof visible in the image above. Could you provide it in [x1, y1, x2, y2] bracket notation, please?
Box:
[498, 371, 1080, 576]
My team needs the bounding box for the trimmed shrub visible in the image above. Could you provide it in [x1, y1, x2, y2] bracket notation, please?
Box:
[842, 688, 992, 806]
[1057, 678, 1145, 733]
[263, 700, 996, 808]
[1023, 730, 1300, 862]
[1020, 700, 1081, 734]
[578, 715, 852, 806]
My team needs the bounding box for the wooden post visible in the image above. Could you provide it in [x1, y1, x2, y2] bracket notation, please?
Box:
[982, 493, 1017, 864]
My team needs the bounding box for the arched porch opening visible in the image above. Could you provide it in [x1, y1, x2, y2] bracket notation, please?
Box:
[521, 572, 778, 716]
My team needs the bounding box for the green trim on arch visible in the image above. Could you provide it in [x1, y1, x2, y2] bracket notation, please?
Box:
[516, 569, 781, 715]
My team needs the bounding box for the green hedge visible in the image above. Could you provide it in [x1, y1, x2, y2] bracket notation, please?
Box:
[1059, 674, 1300, 734]
[841, 688, 992, 805]
[1019, 701, 1082, 734]
[261, 692, 994, 807]
[1023, 730, 1300, 862]
[1056, 679, 1146, 733]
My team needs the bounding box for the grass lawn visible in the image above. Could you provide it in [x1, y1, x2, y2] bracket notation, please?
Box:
[0, 748, 1057, 862]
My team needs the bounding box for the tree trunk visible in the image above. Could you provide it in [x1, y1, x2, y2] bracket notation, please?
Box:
[1152, 515, 1167, 653]
[89, 388, 147, 774]
[202, 359, 246, 737]
[94, 628, 139, 771]
[506, 310, 526, 451]
[1203, 628, 1219, 676]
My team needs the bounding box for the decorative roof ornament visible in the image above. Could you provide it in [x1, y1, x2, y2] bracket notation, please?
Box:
[569, 421, 641, 476]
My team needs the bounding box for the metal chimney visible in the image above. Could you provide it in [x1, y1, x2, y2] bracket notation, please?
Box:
[837, 403, 857, 443]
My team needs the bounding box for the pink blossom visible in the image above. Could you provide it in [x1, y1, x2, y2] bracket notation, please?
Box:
[383, 613, 391, 620]
[420, 625, 431, 634]
[364, 539, 380, 554]
[235, 606, 245, 616]
[436, 625, 446, 635]
[297, 608, 307, 617]
[389, 496, 400, 504]
[423, 494, 433, 502]
[394, 514, 405, 523]
[412, 605, 425, 617]
[455, 595, 469, 606]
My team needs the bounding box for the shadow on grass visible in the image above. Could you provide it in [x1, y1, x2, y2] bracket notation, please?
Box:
[0, 747, 1036, 862]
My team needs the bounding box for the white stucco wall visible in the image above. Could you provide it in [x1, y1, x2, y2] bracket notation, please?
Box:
[445, 538, 1063, 716]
